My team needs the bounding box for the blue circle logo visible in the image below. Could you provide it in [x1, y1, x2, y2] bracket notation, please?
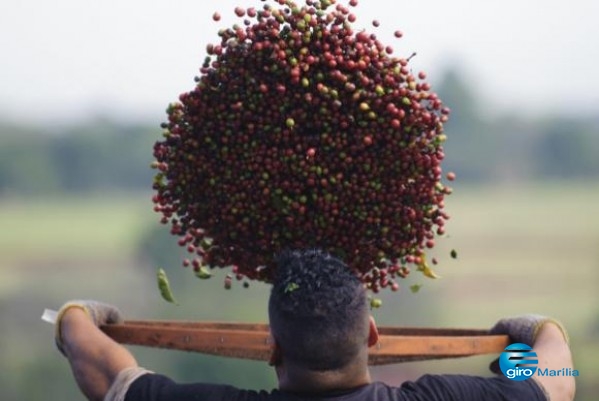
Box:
[499, 343, 538, 381]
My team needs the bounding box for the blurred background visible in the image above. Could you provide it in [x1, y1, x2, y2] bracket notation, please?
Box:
[1, 0, 597, 399]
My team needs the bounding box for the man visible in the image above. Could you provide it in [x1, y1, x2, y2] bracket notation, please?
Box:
[55, 249, 575, 401]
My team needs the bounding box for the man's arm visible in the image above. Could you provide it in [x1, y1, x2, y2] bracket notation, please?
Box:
[531, 322, 575, 401]
[402, 316, 574, 401]
[58, 304, 138, 401]
[491, 315, 575, 401]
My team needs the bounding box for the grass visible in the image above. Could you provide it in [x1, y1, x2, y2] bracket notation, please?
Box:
[0, 193, 154, 264]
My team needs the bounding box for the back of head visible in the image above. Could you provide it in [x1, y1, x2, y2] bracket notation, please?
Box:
[268, 249, 370, 371]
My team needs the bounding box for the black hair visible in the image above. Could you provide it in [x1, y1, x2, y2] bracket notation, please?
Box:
[268, 249, 369, 371]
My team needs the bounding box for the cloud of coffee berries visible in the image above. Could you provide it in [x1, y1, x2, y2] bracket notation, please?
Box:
[151, 0, 453, 293]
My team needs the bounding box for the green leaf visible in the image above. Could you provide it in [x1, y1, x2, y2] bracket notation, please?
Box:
[157, 268, 179, 305]
[410, 284, 423, 293]
[284, 282, 300, 293]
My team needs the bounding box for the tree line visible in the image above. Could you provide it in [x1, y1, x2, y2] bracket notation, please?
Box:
[1, 69, 598, 196]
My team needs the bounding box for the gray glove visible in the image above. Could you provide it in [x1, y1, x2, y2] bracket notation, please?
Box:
[490, 314, 568, 346]
[55, 300, 123, 355]
[489, 314, 568, 374]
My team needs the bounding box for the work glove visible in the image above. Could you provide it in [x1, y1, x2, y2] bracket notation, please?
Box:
[488, 314, 568, 374]
[55, 300, 123, 356]
[490, 314, 569, 346]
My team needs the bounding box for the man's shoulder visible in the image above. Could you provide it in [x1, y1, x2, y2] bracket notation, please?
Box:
[311, 375, 547, 401]
[396, 374, 548, 401]
[125, 373, 547, 401]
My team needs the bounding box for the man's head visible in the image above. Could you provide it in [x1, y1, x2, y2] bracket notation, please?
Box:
[268, 249, 377, 373]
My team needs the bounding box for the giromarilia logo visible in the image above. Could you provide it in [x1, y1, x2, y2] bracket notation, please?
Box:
[499, 343, 538, 381]
[499, 343, 579, 381]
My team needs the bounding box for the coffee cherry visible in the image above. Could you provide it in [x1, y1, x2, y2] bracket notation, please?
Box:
[234, 7, 245, 17]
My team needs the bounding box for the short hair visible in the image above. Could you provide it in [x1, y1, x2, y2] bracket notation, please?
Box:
[268, 249, 370, 371]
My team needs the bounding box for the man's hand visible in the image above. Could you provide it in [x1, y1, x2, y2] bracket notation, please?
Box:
[490, 314, 569, 346]
[490, 315, 575, 401]
[55, 300, 123, 355]
[55, 300, 139, 401]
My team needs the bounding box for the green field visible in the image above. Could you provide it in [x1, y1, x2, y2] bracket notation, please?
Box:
[0, 194, 153, 262]
[1, 183, 597, 399]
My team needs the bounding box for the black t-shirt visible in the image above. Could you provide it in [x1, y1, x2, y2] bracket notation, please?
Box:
[125, 373, 547, 401]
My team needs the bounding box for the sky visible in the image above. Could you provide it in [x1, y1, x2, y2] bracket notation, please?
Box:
[1, 0, 598, 125]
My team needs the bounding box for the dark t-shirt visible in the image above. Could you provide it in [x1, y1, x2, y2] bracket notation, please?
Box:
[125, 373, 547, 401]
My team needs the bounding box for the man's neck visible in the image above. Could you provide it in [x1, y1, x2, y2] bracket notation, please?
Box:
[276, 356, 372, 393]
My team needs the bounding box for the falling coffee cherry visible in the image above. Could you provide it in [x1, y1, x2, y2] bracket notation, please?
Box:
[224, 274, 233, 290]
